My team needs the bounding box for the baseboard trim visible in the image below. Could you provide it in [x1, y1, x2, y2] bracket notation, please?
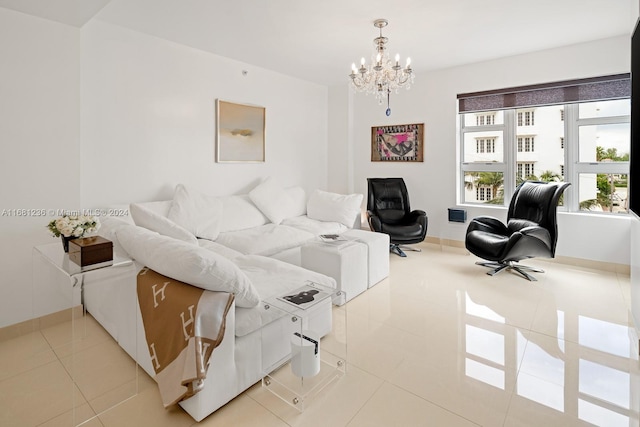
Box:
[0, 307, 82, 343]
[425, 237, 630, 276]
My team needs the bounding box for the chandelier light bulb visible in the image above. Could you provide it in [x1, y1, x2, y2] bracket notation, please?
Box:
[361, 57, 365, 66]
[352, 63, 357, 73]
[406, 57, 411, 67]
[395, 54, 400, 65]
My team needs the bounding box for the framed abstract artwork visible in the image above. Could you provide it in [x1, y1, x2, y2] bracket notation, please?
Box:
[371, 123, 424, 162]
[216, 99, 265, 163]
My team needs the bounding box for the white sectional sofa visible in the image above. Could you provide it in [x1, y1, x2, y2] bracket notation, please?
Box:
[84, 178, 389, 421]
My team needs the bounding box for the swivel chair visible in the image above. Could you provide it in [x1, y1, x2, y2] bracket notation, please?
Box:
[465, 180, 570, 281]
[366, 178, 428, 257]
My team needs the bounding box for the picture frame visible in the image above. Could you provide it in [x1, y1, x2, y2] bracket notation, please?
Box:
[216, 99, 265, 163]
[371, 123, 424, 162]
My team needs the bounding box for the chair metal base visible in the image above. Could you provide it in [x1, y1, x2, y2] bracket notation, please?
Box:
[475, 260, 544, 281]
[390, 244, 422, 258]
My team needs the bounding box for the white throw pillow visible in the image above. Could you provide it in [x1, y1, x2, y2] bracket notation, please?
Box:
[168, 184, 223, 240]
[117, 224, 260, 308]
[285, 186, 307, 217]
[218, 194, 269, 232]
[307, 190, 363, 228]
[130, 202, 198, 245]
[248, 177, 295, 225]
[135, 200, 172, 217]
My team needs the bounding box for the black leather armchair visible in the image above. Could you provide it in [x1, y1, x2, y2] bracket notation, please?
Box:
[366, 178, 428, 257]
[465, 180, 570, 281]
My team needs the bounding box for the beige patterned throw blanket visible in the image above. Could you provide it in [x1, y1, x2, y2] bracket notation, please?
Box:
[137, 267, 235, 407]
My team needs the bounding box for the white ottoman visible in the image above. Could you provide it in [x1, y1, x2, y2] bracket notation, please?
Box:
[342, 229, 390, 288]
[301, 240, 368, 304]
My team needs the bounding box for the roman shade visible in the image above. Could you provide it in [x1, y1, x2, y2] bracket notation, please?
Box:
[458, 73, 630, 113]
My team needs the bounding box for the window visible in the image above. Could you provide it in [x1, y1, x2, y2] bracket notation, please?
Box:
[476, 187, 493, 201]
[458, 74, 630, 211]
[476, 138, 496, 153]
[476, 113, 495, 126]
[517, 136, 535, 152]
[517, 163, 536, 180]
[517, 111, 535, 126]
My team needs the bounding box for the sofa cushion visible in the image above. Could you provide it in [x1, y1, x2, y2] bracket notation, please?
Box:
[281, 215, 348, 235]
[197, 238, 245, 261]
[168, 184, 223, 240]
[234, 255, 336, 337]
[215, 224, 314, 257]
[117, 224, 260, 308]
[248, 177, 295, 225]
[307, 190, 363, 228]
[218, 194, 269, 233]
[130, 202, 198, 245]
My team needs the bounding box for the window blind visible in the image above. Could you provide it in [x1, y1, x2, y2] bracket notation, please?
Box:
[458, 73, 630, 113]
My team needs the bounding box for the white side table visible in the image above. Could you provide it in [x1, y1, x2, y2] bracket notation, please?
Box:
[32, 242, 138, 426]
[301, 239, 368, 304]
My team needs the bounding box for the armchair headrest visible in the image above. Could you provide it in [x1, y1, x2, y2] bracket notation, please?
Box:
[367, 178, 411, 215]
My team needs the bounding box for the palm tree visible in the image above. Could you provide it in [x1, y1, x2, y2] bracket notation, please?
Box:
[539, 170, 561, 182]
[580, 174, 614, 212]
[476, 172, 504, 204]
[464, 172, 479, 191]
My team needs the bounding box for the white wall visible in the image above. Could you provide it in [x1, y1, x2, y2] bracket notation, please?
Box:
[332, 36, 632, 265]
[327, 85, 351, 194]
[81, 20, 329, 207]
[0, 17, 329, 328]
[0, 8, 80, 328]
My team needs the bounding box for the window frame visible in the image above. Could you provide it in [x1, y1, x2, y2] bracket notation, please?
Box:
[460, 111, 515, 205]
[565, 103, 630, 212]
[457, 74, 630, 212]
[459, 102, 630, 211]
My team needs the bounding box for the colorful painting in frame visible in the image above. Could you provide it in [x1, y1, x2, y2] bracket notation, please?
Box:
[371, 123, 424, 162]
[216, 99, 265, 163]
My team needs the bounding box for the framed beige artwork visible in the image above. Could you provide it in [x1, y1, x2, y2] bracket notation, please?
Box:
[371, 123, 424, 162]
[216, 99, 265, 163]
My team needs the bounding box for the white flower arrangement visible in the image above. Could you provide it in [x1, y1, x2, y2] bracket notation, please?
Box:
[47, 215, 101, 238]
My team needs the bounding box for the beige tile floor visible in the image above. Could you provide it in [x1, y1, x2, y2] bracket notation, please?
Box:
[1, 242, 639, 426]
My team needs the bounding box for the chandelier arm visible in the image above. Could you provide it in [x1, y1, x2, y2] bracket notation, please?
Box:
[397, 74, 411, 86]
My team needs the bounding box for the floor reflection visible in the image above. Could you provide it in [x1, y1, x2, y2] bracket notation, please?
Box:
[462, 290, 639, 426]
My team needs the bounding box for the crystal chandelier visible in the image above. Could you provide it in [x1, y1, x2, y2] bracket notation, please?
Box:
[349, 19, 414, 116]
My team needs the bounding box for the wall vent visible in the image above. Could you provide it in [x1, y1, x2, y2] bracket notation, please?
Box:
[448, 208, 467, 223]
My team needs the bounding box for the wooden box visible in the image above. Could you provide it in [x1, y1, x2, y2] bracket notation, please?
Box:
[68, 236, 113, 268]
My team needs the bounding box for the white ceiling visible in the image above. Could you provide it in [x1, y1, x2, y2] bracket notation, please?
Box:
[0, 0, 633, 86]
